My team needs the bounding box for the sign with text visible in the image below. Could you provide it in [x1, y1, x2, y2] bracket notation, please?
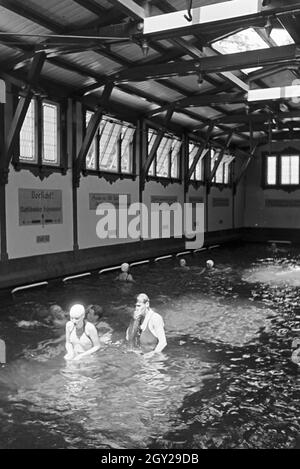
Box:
[19, 189, 63, 226]
[89, 193, 131, 210]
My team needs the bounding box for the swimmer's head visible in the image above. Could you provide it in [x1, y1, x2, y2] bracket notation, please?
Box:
[179, 259, 187, 267]
[135, 293, 149, 317]
[86, 304, 103, 323]
[206, 259, 214, 269]
[121, 263, 129, 273]
[49, 304, 65, 319]
[69, 304, 85, 325]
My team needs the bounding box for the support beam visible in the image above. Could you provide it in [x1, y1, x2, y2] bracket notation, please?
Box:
[143, 0, 300, 39]
[144, 0, 264, 38]
[234, 145, 258, 191]
[212, 110, 300, 125]
[143, 108, 174, 176]
[74, 81, 114, 185]
[106, 0, 146, 20]
[248, 84, 300, 102]
[148, 92, 246, 116]
[114, 44, 300, 82]
[188, 122, 214, 180]
[5, 52, 46, 168]
[210, 131, 234, 183]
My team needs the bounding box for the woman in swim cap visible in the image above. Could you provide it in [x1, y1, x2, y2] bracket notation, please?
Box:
[116, 263, 134, 282]
[64, 304, 100, 361]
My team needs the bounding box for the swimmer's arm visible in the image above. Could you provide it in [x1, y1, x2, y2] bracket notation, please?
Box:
[73, 325, 100, 360]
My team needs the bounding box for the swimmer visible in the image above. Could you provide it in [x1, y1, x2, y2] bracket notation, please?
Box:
[174, 258, 190, 271]
[64, 304, 100, 361]
[268, 242, 288, 255]
[115, 263, 135, 282]
[45, 304, 67, 328]
[86, 304, 113, 344]
[197, 259, 215, 275]
[127, 293, 167, 357]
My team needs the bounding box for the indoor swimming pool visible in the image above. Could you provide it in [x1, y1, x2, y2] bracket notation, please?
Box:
[0, 243, 299, 449]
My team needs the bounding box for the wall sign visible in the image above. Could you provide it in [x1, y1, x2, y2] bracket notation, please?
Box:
[265, 199, 300, 207]
[19, 189, 63, 226]
[89, 193, 131, 210]
[213, 197, 230, 207]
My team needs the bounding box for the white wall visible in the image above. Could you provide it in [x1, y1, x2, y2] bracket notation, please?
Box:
[245, 141, 300, 229]
[142, 180, 185, 239]
[77, 176, 139, 248]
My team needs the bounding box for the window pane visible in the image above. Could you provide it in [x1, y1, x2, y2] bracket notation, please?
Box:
[267, 156, 277, 185]
[20, 100, 35, 161]
[42, 102, 58, 164]
[85, 110, 97, 170]
[156, 136, 171, 177]
[171, 139, 181, 178]
[281, 155, 299, 184]
[99, 120, 122, 172]
[121, 126, 135, 173]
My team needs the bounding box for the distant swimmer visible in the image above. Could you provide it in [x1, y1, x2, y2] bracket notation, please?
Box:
[174, 258, 190, 271]
[116, 263, 135, 282]
[64, 304, 100, 361]
[126, 293, 167, 357]
[46, 304, 67, 328]
[16, 304, 66, 329]
[86, 304, 113, 344]
[197, 259, 215, 275]
[267, 242, 288, 255]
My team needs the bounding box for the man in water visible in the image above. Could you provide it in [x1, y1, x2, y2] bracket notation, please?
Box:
[65, 304, 100, 361]
[116, 263, 135, 282]
[126, 293, 167, 357]
[86, 304, 113, 344]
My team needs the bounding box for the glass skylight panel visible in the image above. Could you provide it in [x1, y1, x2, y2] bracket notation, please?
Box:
[270, 28, 294, 46]
[212, 27, 269, 74]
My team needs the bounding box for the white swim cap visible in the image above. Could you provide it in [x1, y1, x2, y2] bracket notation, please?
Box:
[121, 263, 129, 272]
[206, 259, 214, 268]
[70, 304, 85, 318]
[179, 259, 186, 266]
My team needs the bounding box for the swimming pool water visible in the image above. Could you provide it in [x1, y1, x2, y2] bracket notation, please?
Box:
[0, 243, 299, 449]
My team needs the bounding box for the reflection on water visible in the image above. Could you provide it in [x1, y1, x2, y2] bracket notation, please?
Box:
[0, 243, 300, 449]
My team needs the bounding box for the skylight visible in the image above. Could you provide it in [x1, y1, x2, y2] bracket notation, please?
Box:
[270, 28, 294, 46]
[212, 27, 270, 74]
